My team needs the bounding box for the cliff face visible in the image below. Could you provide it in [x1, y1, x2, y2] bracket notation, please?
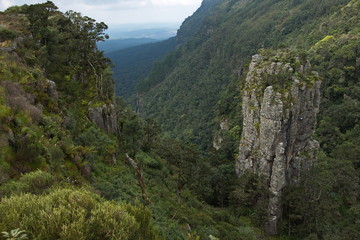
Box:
[236, 51, 321, 235]
[175, 0, 222, 46]
[88, 104, 118, 134]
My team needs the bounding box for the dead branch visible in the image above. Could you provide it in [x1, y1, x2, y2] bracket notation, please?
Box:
[126, 154, 151, 205]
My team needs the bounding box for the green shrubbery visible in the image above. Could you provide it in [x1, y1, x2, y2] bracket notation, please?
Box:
[1, 228, 28, 240]
[0, 188, 162, 240]
[0, 170, 55, 197]
[0, 27, 18, 42]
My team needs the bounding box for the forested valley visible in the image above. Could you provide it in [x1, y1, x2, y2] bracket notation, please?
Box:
[0, 1, 359, 240]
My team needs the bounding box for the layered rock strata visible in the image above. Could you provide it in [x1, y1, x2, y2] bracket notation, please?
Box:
[236, 52, 321, 235]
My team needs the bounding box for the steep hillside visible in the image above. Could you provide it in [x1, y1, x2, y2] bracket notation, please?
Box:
[107, 37, 176, 102]
[138, 0, 360, 237]
[176, 0, 223, 46]
[0, 3, 164, 239]
[108, 0, 223, 103]
[138, 0, 352, 149]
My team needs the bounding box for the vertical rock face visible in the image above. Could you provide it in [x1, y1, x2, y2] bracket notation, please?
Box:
[213, 118, 229, 150]
[88, 104, 118, 134]
[236, 51, 321, 235]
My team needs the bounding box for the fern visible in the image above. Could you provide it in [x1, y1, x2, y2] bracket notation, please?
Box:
[1, 229, 28, 240]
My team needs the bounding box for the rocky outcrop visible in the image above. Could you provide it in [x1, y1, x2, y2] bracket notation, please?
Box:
[88, 104, 118, 134]
[1, 81, 42, 123]
[46, 80, 59, 102]
[0, 37, 24, 52]
[213, 118, 229, 150]
[236, 51, 321, 235]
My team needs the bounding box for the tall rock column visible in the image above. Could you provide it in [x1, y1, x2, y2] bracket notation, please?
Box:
[236, 51, 321, 235]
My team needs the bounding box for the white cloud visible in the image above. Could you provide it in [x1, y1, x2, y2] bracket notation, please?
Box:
[0, 0, 203, 26]
[78, 0, 201, 8]
[0, 0, 11, 10]
[150, 0, 200, 6]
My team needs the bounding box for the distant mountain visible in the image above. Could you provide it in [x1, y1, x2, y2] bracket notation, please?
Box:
[97, 38, 159, 53]
[106, 38, 176, 102]
[106, 24, 179, 39]
[176, 0, 223, 45]
[107, 0, 222, 104]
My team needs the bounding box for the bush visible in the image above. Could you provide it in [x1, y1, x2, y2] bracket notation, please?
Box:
[0, 188, 162, 240]
[0, 28, 18, 42]
[0, 170, 55, 197]
[90, 202, 138, 240]
[137, 152, 163, 170]
[0, 158, 10, 184]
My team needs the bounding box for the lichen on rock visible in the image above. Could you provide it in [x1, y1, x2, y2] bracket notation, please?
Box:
[236, 50, 321, 235]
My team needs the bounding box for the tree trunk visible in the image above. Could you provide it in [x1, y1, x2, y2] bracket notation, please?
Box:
[126, 154, 151, 205]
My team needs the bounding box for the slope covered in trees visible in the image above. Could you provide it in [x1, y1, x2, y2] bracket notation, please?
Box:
[136, 0, 360, 238]
[0, 2, 161, 239]
[138, 0, 354, 149]
[107, 38, 176, 102]
[98, 38, 159, 53]
[107, 0, 223, 104]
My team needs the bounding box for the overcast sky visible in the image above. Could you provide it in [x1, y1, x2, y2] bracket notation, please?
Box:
[0, 0, 202, 26]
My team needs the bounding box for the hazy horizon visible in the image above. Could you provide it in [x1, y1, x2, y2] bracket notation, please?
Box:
[105, 22, 180, 40]
[0, 0, 202, 30]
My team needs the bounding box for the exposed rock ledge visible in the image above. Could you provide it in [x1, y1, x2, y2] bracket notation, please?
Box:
[88, 104, 118, 134]
[236, 51, 321, 235]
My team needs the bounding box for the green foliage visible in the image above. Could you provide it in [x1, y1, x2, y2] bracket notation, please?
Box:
[0, 170, 55, 197]
[0, 188, 162, 240]
[138, 0, 353, 150]
[116, 97, 162, 156]
[124, 202, 163, 240]
[154, 138, 207, 200]
[3, 1, 111, 104]
[75, 126, 117, 163]
[136, 152, 162, 170]
[281, 149, 360, 239]
[1, 229, 28, 240]
[89, 201, 138, 240]
[0, 28, 18, 42]
[107, 37, 176, 102]
[134, 1, 359, 237]
[12, 126, 49, 170]
[1, 2, 165, 240]
[229, 173, 269, 226]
